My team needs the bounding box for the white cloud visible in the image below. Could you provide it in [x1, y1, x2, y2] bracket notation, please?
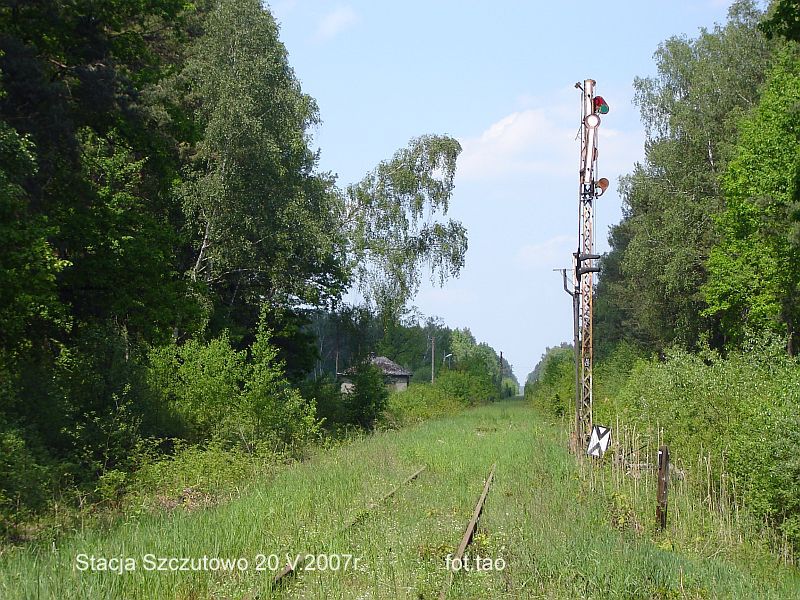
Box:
[516, 234, 574, 270]
[457, 84, 645, 186]
[315, 5, 358, 42]
[457, 109, 576, 182]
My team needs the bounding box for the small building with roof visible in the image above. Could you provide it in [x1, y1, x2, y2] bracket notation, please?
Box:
[338, 354, 412, 393]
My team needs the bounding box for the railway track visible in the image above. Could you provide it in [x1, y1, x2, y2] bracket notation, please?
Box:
[439, 463, 496, 600]
[268, 462, 498, 598]
[271, 465, 427, 587]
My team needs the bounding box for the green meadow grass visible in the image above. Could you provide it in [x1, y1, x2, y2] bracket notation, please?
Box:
[1, 400, 797, 598]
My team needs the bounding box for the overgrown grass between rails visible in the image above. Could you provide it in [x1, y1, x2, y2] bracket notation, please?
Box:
[1, 400, 798, 598]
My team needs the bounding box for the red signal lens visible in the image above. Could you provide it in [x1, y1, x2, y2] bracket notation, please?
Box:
[593, 96, 609, 114]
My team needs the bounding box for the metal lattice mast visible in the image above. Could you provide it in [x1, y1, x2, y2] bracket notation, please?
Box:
[574, 79, 605, 449]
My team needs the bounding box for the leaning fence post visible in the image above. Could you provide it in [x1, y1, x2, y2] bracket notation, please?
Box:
[656, 445, 670, 531]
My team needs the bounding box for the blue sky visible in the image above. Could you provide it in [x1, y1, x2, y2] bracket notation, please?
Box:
[269, 0, 741, 381]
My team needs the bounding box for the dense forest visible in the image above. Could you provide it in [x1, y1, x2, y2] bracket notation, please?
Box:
[594, 0, 799, 356]
[527, 0, 800, 554]
[0, 0, 519, 538]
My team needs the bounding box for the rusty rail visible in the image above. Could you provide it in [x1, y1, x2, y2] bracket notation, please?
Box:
[439, 463, 496, 600]
[271, 465, 426, 586]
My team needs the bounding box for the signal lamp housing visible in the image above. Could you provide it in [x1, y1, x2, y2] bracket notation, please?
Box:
[593, 96, 610, 114]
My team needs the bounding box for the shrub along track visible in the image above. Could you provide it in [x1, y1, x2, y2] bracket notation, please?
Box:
[1, 400, 798, 599]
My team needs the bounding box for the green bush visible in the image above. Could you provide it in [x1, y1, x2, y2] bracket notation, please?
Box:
[525, 346, 574, 418]
[593, 342, 642, 402]
[527, 338, 800, 551]
[147, 333, 245, 443]
[299, 374, 344, 428]
[604, 342, 800, 552]
[342, 362, 389, 430]
[435, 369, 497, 405]
[385, 369, 495, 426]
[0, 324, 160, 534]
[384, 383, 462, 426]
[146, 311, 319, 454]
[241, 328, 320, 451]
[0, 423, 52, 535]
[126, 441, 271, 513]
[42, 324, 152, 483]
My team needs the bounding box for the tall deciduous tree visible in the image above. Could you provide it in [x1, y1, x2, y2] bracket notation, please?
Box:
[343, 135, 467, 317]
[0, 115, 67, 353]
[760, 0, 800, 42]
[0, 0, 475, 529]
[703, 47, 800, 352]
[597, 0, 773, 351]
[175, 0, 346, 326]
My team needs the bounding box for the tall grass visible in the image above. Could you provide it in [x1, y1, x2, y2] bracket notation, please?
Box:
[596, 345, 800, 557]
[1, 401, 797, 598]
[529, 341, 800, 563]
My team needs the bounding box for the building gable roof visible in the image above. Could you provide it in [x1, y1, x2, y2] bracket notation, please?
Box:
[340, 355, 412, 377]
[371, 355, 412, 377]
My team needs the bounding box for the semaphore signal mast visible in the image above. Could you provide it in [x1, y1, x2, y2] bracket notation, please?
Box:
[565, 79, 609, 452]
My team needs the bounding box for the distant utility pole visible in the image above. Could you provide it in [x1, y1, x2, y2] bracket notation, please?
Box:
[431, 335, 436, 384]
[567, 79, 609, 452]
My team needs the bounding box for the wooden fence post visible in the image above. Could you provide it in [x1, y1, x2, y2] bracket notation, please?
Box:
[656, 445, 670, 531]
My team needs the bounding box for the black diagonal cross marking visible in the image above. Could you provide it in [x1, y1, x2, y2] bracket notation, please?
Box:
[588, 442, 602, 456]
[595, 426, 610, 441]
